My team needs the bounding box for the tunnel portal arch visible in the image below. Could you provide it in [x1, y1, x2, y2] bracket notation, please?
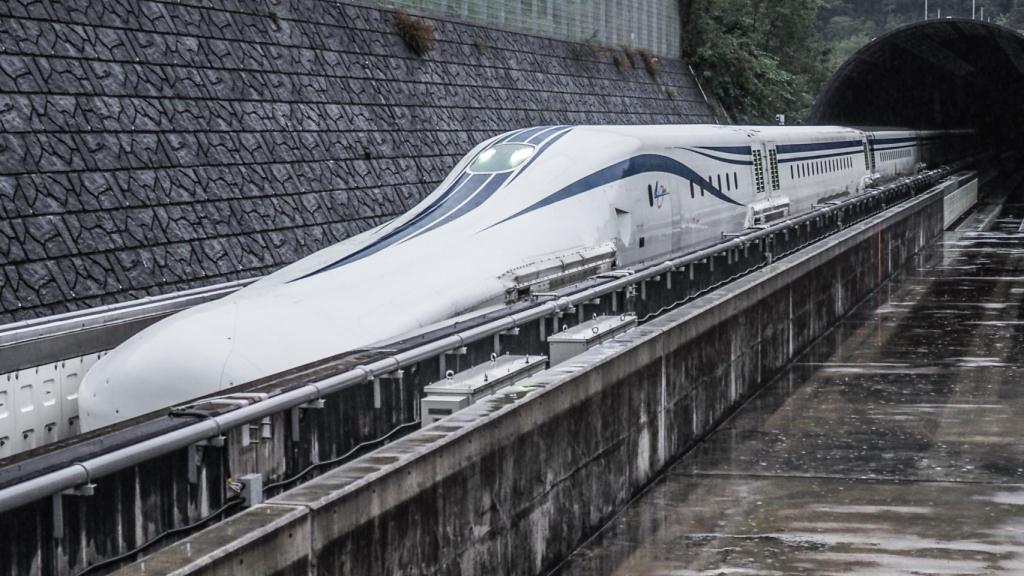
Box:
[810, 19, 1024, 150]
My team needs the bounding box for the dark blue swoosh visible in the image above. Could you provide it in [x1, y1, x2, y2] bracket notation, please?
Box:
[403, 172, 513, 242]
[682, 147, 753, 166]
[872, 137, 917, 145]
[494, 127, 532, 145]
[292, 173, 490, 280]
[490, 154, 742, 230]
[507, 125, 556, 143]
[508, 127, 572, 184]
[526, 125, 569, 144]
[777, 140, 863, 154]
[698, 146, 752, 155]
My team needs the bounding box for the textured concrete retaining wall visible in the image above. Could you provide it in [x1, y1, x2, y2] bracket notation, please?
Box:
[119, 184, 949, 575]
[0, 0, 713, 325]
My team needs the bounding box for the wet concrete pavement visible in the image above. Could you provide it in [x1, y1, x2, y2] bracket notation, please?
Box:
[556, 184, 1024, 575]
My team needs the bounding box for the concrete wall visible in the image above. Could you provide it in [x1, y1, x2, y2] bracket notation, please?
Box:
[376, 0, 684, 57]
[118, 176, 950, 575]
[0, 0, 713, 325]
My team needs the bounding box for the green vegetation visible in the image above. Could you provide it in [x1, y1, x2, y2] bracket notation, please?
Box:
[685, 0, 1024, 124]
[638, 48, 661, 78]
[682, 0, 828, 124]
[613, 52, 631, 71]
[394, 9, 435, 57]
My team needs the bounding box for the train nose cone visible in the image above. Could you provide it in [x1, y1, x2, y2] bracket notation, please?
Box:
[78, 303, 241, 431]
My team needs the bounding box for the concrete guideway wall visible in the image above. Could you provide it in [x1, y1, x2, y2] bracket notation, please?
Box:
[120, 180, 956, 575]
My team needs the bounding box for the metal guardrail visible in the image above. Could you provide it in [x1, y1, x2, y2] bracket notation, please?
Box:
[0, 278, 256, 375]
[0, 164, 963, 514]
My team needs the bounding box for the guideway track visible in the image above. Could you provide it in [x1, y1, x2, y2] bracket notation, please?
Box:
[0, 163, 973, 576]
[0, 164, 964, 512]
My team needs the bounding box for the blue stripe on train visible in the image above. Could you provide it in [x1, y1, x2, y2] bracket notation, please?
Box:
[683, 147, 753, 166]
[777, 140, 863, 154]
[490, 154, 743, 230]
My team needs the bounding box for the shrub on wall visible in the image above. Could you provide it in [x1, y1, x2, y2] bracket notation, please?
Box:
[395, 9, 435, 56]
[638, 48, 661, 78]
[613, 52, 631, 71]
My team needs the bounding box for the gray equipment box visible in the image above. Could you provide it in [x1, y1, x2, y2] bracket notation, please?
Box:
[547, 314, 637, 366]
[421, 353, 548, 427]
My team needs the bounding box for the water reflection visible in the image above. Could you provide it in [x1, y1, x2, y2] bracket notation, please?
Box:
[557, 192, 1024, 575]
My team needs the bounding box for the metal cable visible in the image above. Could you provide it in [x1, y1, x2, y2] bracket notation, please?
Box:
[70, 497, 242, 576]
[263, 420, 421, 493]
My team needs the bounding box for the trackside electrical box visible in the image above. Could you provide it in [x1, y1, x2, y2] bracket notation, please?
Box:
[547, 314, 638, 366]
[421, 353, 548, 427]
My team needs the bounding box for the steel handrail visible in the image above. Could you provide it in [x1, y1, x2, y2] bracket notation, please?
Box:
[0, 165, 960, 513]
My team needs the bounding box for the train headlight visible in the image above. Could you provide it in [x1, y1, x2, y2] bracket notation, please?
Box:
[469, 143, 535, 173]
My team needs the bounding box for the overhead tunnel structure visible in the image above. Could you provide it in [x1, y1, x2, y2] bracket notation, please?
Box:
[811, 18, 1024, 150]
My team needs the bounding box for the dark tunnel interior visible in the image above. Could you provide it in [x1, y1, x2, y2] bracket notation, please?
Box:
[811, 18, 1024, 153]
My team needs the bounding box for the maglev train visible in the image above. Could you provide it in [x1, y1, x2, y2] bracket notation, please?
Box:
[78, 124, 957, 430]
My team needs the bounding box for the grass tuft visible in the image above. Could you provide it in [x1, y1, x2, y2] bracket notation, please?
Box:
[638, 48, 661, 78]
[395, 9, 435, 57]
[613, 52, 631, 71]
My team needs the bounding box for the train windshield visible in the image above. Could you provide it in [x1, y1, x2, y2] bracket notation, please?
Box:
[469, 143, 535, 173]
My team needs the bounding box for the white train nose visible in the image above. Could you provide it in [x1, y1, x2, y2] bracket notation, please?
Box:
[78, 303, 240, 431]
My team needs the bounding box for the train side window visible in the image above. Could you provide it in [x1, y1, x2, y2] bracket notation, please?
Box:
[790, 165, 794, 179]
[717, 174, 723, 192]
[725, 174, 730, 192]
[690, 181, 695, 198]
[733, 172, 738, 189]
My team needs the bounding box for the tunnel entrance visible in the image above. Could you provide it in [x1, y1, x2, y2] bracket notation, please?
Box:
[811, 18, 1024, 152]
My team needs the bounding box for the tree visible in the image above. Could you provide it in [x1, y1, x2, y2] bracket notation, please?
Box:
[683, 0, 828, 123]
[998, 0, 1024, 30]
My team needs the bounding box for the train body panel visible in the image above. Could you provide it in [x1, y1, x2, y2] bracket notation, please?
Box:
[78, 124, 959, 430]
